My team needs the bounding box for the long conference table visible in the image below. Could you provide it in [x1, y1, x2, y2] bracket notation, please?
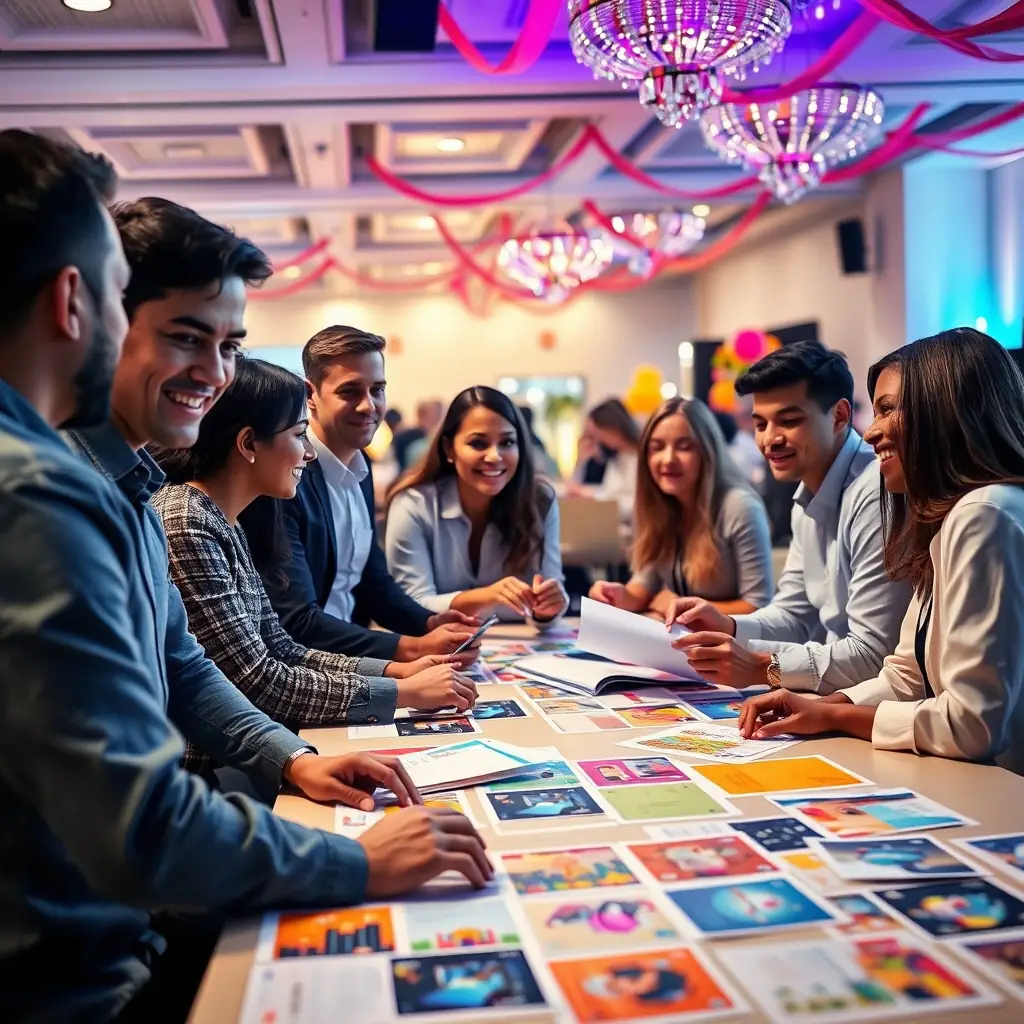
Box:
[189, 623, 1024, 1024]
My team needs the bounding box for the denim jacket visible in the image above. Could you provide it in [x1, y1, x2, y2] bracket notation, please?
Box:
[0, 387, 369, 1023]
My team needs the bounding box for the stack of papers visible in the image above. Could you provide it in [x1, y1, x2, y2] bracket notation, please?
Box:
[397, 738, 550, 794]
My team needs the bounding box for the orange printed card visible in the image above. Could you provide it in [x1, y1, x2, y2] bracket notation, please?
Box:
[691, 756, 871, 796]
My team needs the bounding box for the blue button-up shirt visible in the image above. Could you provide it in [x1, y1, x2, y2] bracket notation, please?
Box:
[734, 429, 911, 694]
[0, 388, 369, 1023]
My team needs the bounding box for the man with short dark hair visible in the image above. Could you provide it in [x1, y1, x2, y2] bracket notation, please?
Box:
[255, 325, 479, 661]
[668, 340, 909, 694]
[0, 133, 490, 1024]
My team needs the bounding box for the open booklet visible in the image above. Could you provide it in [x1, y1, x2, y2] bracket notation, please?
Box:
[396, 738, 547, 794]
[514, 597, 710, 696]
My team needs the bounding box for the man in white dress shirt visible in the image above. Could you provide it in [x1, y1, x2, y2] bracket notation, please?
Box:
[667, 341, 910, 694]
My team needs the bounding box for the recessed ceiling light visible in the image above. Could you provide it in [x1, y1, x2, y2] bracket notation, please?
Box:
[282, 266, 302, 280]
[422, 262, 443, 274]
[436, 137, 466, 153]
[163, 143, 207, 160]
[415, 215, 436, 230]
[63, 0, 113, 11]
[692, 204, 711, 218]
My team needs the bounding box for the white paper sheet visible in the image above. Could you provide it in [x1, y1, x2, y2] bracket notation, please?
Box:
[576, 597, 704, 679]
[396, 738, 543, 793]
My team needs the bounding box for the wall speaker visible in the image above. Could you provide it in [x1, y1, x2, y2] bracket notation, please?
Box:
[374, 0, 441, 52]
[836, 217, 867, 275]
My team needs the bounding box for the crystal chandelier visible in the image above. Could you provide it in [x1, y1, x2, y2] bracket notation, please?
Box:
[497, 230, 614, 303]
[569, 1, 793, 128]
[604, 211, 707, 277]
[701, 84, 886, 203]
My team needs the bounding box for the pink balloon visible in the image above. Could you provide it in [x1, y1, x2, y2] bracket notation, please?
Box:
[733, 329, 765, 363]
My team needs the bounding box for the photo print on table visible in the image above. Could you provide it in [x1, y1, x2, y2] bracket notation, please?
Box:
[728, 816, 826, 854]
[616, 705, 700, 728]
[625, 835, 778, 885]
[519, 890, 682, 957]
[577, 756, 691, 789]
[720, 934, 1000, 1024]
[666, 876, 843, 938]
[824, 892, 908, 938]
[257, 906, 396, 961]
[391, 949, 547, 1015]
[483, 786, 606, 825]
[499, 846, 640, 896]
[809, 836, 980, 883]
[618, 722, 797, 763]
[600, 782, 737, 824]
[484, 759, 580, 791]
[690, 756, 872, 797]
[395, 715, 479, 737]
[953, 833, 1024, 885]
[548, 947, 747, 1024]
[470, 699, 528, 721]
[949, 927, 1024, 999]
[873, 877, 1024, 940]
[399, 898, 521, 954]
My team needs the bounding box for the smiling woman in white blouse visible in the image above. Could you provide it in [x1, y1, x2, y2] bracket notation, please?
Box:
[386, 386, 568, 630]
[739, 328, 1024, 774]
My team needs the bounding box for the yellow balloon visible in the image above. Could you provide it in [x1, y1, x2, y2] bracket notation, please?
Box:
[708, 379, 737, 413]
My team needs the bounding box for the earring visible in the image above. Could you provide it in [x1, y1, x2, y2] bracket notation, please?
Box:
[248, 456, 256, 465]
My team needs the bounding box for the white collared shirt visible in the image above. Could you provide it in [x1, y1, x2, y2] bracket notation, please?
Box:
[734, 430, 911, 694]
[844, 485, 1024, 775]
[309, 429, 372, 623]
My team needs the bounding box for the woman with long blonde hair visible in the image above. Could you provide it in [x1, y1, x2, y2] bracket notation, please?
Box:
[590, 398, 773, 617]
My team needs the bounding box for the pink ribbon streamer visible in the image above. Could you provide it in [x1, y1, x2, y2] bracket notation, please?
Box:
[248, 258, 334, 300]
[437, 0, 562, 75]
[269, 238, 330, 272]
[826, 103, 931, 182]
[859, 0, 1024, 62]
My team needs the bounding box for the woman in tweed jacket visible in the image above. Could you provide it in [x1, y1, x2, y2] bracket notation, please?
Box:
[152, 359, 476, 740]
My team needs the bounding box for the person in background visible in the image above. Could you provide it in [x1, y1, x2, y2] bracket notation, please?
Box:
[152, 358, 477, 752]
[252, 327, 480, 662]
[518, 402, 561, 479]
[0, 132, 490, 1024]
[724, 394, 766, 490]
[571, 414, 613, 485]
[665, 341, 909, 692]
[394, 397, 444, 472]
[386, 386, 568, 630]
[740, 329, 1024, 776]
[590, 398, 772, 617]
[576, 398, 641, 529]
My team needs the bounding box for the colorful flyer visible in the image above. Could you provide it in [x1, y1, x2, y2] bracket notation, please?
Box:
[665, 876, 842, 938]
[721, 934, 999, 1024]
[395, 715, 479, 737]
[625, 834, 778, 884]
[334, 790, 476, 836]
[520, 890, 682, 956]
[499, 846, 640, 896]
[577, 756, 691, 789]
[493, 667, 530, 683]
[484, 759, 580, 791]
[774, 850, 848, 896]
[618, 722, 797, 762]
[617, 704, 701, 728]
[535, 696, 606, 715]
[873, 877, 1024, 940]
[391, 949, 547, 1014]
[953, 833, 1024, 885]
[681, 698, 743, 721]
[689, 756, 872, 797]
[483, 786, 606, 825]
[601, 782, 737, 823]
[728, 816, 825, 853]
[598, 688, 686, 709]
[809, 836, 980, 882]
[518, 682, 572, 700]
[825, 892, 908, 937]
[770, 789, 977, 839]
[548, 947, 747, 1023]
[256, 906, 396, 961]
[949, 927, 1024, 999]
[399, 898, 521, 953]
[471, 699, 528, 720]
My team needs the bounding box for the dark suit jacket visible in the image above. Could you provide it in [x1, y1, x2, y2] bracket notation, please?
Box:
[257, 457, 433, 659]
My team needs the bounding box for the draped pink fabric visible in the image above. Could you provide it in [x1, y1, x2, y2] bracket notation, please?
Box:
[437, 0, 563, 75]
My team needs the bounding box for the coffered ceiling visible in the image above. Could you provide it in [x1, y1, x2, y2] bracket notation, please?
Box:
[1, 1, 1022, 294]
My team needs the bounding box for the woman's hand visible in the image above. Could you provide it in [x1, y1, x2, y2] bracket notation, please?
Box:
[384, 654, 451, 680]
[397, 663, 478, 712]
[531, 574, 569, 621]
[589, 580, 628, 607]
[738, 690, 841, 739]
[486, 576, 537, 617]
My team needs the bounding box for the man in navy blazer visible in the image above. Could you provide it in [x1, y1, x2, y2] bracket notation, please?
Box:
[257, 325, 477, 661]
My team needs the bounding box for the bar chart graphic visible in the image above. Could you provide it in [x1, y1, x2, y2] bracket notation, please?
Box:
[273, 906, 395, 958]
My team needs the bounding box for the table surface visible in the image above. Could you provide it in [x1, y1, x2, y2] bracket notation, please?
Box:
[190, 625, 1024, 1024]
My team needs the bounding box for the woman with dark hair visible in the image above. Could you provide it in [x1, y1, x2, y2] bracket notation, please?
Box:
[590, 398, 773, 617]
[151, 359, 476, 752]
[385, 386, 568, 629]
[571, 398, 641, 528]
[739, 328, 1024, 774]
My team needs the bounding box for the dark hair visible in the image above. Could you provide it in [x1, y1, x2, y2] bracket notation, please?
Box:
[735, 340, 854, 411]
[588, 398, 641, 447]
[0, 130, 117, 335]
[388, 385, 548, 575]
[868, 327, 1024, 597]
[384, 408, 403, 431]
[302, 324, 386, 389]
[153, 359, 307, 584]
[112, 198, 271, 320]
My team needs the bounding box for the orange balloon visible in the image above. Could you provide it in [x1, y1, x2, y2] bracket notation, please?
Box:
[709, 379, 737, 413]
[389, 335, 403, 356]
[539, 330, 556, 350]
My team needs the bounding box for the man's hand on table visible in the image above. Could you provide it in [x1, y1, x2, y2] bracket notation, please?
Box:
[284, 752, 421, 811]
[359, 807, 494, 896]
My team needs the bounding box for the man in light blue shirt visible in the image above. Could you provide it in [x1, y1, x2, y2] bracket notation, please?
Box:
[669, 341, 910, 694]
